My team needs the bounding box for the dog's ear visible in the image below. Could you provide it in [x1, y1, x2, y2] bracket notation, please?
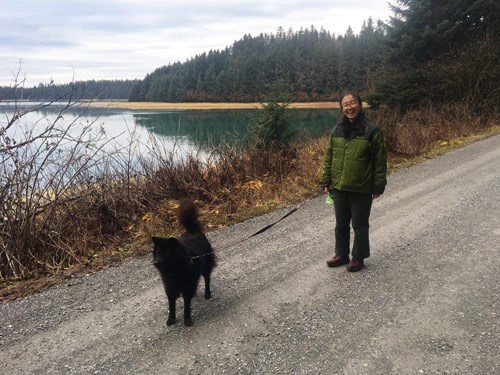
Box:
[152, 236, 178, 245]
[153, 236, 180, 250]
[151, 236, 172, 246]
[166, 237, 179, 244]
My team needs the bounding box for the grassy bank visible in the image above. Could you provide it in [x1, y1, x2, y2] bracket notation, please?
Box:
[1, 102, 498, 300]
[88, 101, 341, 110]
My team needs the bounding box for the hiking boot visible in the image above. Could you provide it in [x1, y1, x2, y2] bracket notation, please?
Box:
[326, 255, 350, 267]
[347, 258, 364, 272]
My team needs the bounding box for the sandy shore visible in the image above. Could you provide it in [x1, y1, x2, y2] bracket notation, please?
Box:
[87, 101, 341, 110]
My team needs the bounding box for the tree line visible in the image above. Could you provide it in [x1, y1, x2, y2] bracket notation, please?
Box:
[370, 0, 499, 112]
[128, 22, 385, 103]
[130, 0, 499, 112]
[1, 0, 498, 112]
[0, 79, 138, 101]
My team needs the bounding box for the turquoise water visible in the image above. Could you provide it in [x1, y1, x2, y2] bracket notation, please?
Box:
[2, 104, 339, 150]
[1, 104, 340, 168]
[131, 108, 339, 149]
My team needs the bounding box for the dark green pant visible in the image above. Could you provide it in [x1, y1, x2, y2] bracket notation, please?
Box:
[332, 189, 373, 259]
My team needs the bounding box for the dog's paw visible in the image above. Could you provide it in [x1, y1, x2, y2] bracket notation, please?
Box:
[204, 291, 212, 299]
[184, 317, 193, 327]
[166, 317, 176, 326]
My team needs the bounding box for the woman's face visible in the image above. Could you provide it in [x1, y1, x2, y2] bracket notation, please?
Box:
[341, 94, 361, 122]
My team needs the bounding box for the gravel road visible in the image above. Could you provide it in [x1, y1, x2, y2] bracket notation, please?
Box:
[1, 134, 499, 375]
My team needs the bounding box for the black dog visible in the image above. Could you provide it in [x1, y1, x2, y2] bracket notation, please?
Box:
[152, 200, 216, 326]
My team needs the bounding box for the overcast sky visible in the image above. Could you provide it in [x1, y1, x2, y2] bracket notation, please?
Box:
[1, 0, 392, 87]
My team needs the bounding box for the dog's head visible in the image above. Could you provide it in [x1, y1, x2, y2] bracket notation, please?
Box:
[152, 236, 192, 270]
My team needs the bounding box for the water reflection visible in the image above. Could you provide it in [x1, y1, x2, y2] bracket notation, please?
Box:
[1, 104, 340, 157]
[133, 108, 339, 150]
[133, 110, 254, 150]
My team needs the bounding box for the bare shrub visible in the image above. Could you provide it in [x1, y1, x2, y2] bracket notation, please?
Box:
[0, 70, 143, 279]
[2, 107, 107, 277]
[369, 102, 493, 158]
[139, 132, 302, 213]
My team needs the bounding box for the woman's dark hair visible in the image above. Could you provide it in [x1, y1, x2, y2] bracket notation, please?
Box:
[339, 92, 363, 108]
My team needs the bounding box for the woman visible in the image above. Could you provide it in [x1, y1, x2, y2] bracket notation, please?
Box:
[320, 92, 387, 272]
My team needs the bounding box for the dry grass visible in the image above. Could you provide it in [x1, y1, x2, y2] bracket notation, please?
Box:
[88, 101, 341, 110]
[371, 103, 496, 158]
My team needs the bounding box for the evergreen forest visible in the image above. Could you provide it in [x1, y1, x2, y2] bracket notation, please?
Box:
[2, 0, 499, 112]
[130, 0, 499, 111]
[0, 79, 138, 102]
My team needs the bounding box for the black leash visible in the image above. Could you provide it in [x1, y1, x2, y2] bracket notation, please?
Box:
[191, 196, 315, 259]
[247, 206, 299, 237]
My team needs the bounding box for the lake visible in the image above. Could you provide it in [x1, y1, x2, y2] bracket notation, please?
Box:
[2, 103, 338, 145]
[1, 103, 340, 167]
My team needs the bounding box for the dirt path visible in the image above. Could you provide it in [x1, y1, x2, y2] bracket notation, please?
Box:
[1, 135, 499, 374]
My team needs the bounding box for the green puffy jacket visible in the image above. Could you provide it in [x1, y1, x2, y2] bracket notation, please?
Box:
[320, 119, 387, 194]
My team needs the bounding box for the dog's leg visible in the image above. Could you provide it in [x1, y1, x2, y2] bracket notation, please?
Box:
[203, 274, 212, 299]
[182, 294, 193, 326]
[166, 294, 177, 326]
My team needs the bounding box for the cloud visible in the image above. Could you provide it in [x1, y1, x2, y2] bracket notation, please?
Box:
[0, 0, 391, 86]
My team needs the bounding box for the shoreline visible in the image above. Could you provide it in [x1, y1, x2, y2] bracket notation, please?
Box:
[87, 101, 341, 110]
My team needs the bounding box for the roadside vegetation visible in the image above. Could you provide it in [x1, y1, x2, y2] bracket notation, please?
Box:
[1, 0, 499, 298]
[1, 90, 498, 300]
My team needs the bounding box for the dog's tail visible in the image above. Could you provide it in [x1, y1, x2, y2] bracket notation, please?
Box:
[178, 199, 203, 233]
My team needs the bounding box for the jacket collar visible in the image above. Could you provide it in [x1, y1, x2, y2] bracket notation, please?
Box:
[341, 110, 366, 139]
